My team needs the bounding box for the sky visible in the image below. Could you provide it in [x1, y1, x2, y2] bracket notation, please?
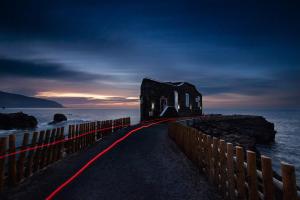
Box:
[0, 0, 299, 109]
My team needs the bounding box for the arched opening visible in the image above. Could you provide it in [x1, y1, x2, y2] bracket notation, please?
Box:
[174, 91, 179, 111]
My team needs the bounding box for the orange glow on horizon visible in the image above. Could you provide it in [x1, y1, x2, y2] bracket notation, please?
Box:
[35, 91, 140, 108]
[35, 91, 139, 100]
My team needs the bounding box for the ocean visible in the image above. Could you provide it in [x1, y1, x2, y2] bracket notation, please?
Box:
[0, 108, 300, 183]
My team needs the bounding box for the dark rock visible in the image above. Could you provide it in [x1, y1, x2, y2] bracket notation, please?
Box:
[49, 113, 67, 124]
[192, 115, 276, 149]
[0, 112, 38, 130]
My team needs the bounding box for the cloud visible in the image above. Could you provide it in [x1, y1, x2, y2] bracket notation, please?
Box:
[0, 57, 111, 82]
[0, 0, 299, 109]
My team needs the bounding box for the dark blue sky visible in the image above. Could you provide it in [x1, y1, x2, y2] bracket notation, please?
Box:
[0, 0, 299, 108]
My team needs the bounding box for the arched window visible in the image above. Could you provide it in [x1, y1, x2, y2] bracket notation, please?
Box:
[185, 93, 189, 107]
[195, 96, 201, 108]
[174, 91, 179, 111]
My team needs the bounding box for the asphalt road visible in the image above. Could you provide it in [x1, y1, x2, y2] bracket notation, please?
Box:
[2, 122, 221, 200]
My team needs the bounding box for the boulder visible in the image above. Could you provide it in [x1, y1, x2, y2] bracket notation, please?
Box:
[0, 112, 38, 130]
[49, 113, 67, 124]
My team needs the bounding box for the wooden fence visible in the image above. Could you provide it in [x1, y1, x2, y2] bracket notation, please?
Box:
[168, 122, 299, 200]
[0, 117, 130, 191]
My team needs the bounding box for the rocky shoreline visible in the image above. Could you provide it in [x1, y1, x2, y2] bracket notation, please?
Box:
[190, 114, 276, 151]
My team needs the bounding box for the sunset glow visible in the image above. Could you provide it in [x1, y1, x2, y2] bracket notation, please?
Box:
[35, 91, 138, 100]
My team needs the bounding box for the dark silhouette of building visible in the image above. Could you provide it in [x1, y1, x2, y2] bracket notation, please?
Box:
[140, 78, 202, 121]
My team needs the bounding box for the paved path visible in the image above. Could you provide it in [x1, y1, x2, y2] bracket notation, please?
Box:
[3, 122, 221, 200]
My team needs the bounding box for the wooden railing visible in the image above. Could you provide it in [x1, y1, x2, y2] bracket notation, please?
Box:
[0, 117, 130, 191]
[168, 122, 299, 200]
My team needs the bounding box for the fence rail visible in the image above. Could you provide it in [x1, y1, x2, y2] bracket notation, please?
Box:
[0, 117, 130, 191]
[168, 122, 299, 200]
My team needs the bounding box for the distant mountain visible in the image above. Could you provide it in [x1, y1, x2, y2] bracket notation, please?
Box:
[0, 91, 63, 108]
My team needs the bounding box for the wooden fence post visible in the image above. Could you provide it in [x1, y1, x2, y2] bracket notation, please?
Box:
[93, 122, 96, 143]
[26, 132, 38, 177]
[197, 133, 203, 170]
[83, 123, 86, 148]
[53, 128, 61, 161]
[79, 124, 83, 150]
[181, 126, 186, 154]
[58, 127, 64, 160]
[40, 130, 50, 169]
[101, 121, 105, 136]
[207, 135, 213, 183]
[187, 128, 192, 159]
[212, 137, 219, 185]
[86, 123, 89, 146]
[89, 123, 92, 145]
[17, 133, 29, 182]
[187, 128, 191, 160]
[0, 137, 7, 191]
[261, 156, 274, 200]
[196, 132, 201, 170]
[80, 124, 84, 148]
[97, 121, 101, 140]
[110, 120, 113, 133]
[192, 129, 198, 164]
[88, 123, 91, 145]
[76, 125, 79, 149]
[47, 129, 56, 164]
[236, 146, 246, 199]
[226, 143, 235, 200]
[219, 140, 226, 195]
[281, 162, 297, 200]
[8, 134, 17, 186]
[112, 119, 115, 132]
[67, 125, 72, 154]
[75, 124, 80, 152]
[83, 123, 86, 146]
[247, 150, 258, 200]
[202, 135, 208, 173]
[33, 131, 45, 172]
[200, 133, 205, 171]
[72, 125, 76, 153]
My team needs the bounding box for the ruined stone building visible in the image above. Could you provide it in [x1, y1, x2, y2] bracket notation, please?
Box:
[140, 78, 203, 121]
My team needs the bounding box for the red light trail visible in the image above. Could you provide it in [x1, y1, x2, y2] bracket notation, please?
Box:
[45, 118, 173, 200]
